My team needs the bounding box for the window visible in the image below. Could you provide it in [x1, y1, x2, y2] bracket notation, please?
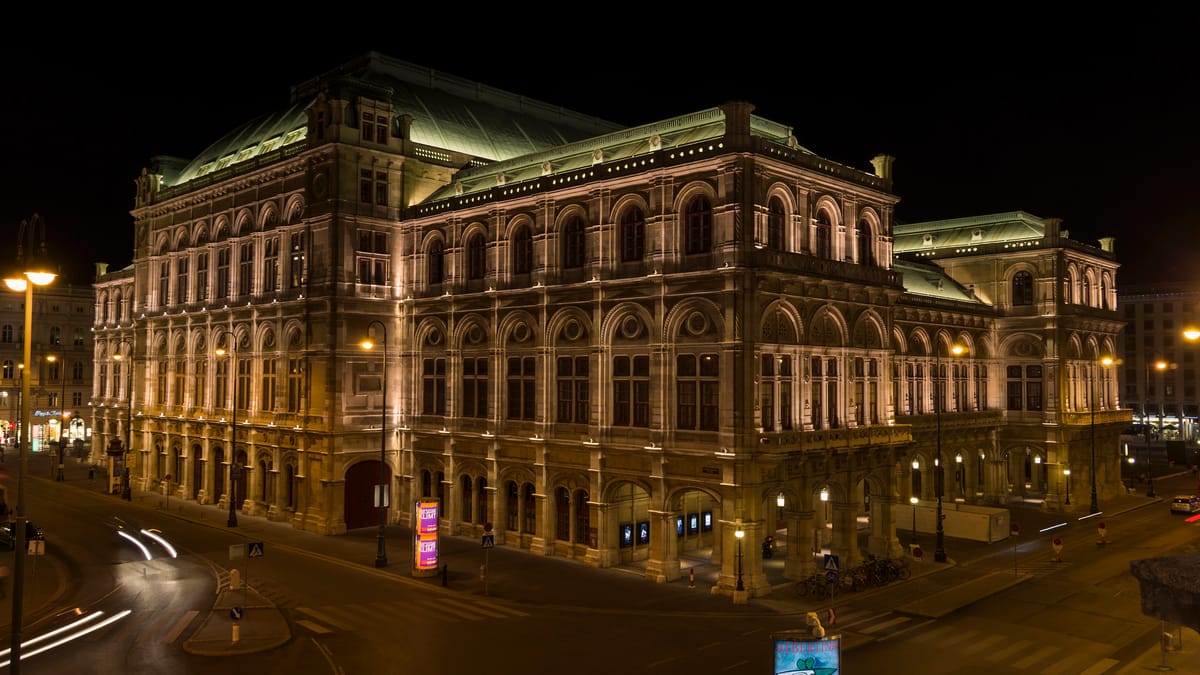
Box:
[215, 358, 228, 411]
[49, 326, 61, 345]
[1006, 364, 1043, 411]
[506, 357, 536, 420]
[1, 325, 11, 343]
[974, 364, 988, 410]
[677, 353, 719, 430]
[360, 169, 372, 202]
[461, 357, 488, 418]
[236, 357, 252, 412]
[466, 233, 486, 280]
[761, 355, 794, 431]
[72, 360, 84, 382]
[1, 360, 12, 379]
[853, 357, 876, 425]
[158, 261, 170, 306]
[261, 357, 277, 411]
[193, 359, 206, 409]
[238, 242, 254, 296]
[361, 112, 388, 144]
[375, 171, 388, 206]
[767, 198, 785, 251]
[857, 221, 873, 266]
[512, 227, 533, 275]
[174, 357, 185, 407]
[290, 232, 307, 289]
[619, 208, 645, 262]
[422, 358, 446, 415]
[556, 356, 589, 423]
[196, 251, 209, 301]
[263, 237, 279, 293]
[216, 248, 231, 299]
[562, 217, 585, 269]
[156, 360, 167, 405]
[356, 230, 389, 285]
[427, 240, 445, 285]
[1012, 271, 1033, 306]
[814, 210, 832, 259]
[286, 357, 303, 413]
[613, 355, 649, 427]
[810, 357, 838, 429]
[175, 257, 189, 304]
[684, 196, 713, 255]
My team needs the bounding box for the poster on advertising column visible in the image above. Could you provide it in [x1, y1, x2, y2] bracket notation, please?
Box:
[772, 632, 840, 675]
[412, 498, 440, 577]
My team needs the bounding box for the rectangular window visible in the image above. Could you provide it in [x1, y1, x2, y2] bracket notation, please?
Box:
[375, 171, 388, 206]
[422, 358, 446, 415]
[677, 353, 719, 431]
[612, 355, 650, 427]
[506, 356, 536, 420]
[158, 261, 170, 306]
[360, 169, 372, 202]
[237, 358, 252, 412]
[361, 112, 375, 142]
[156, 361, 167, 405]
[216, 248, 231, 298]
[761, 355, 775, 431]
[356, 230, 389, 285]
[286, 357, 303, 413]
[461, 357, 488, 418]
[176, 257, 189, 304]
[556, 356, 589, 423]
[174, 358, 186, 407]
[263, 237, 279, 293]
[261, 357, 277, 411]
[215, 359, 228, 411]
[238, 242, 254, 296]
[194, 360, 206, 409]
[974, 364, 988, 411]
[780, 356, 793, 430]
[290, 232, 307, 288]
[196, 251, 209, 301]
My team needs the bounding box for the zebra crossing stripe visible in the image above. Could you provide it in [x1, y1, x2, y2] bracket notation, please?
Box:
[161, 610, 199, 644]
[296, 606, 355, 630]
[414, 598, 482, 621]
[295, 619, 332, 634]
[441, 597, 515, 619]
[1012, 644, 1059, 670]
[911, 624, 956, 644]
[474, 598, 530, 618]
[858, 616, 911, 635]
[959, 634, 1006, 656]
[985, 638, 1032, 663]
[939, 628, 981, 648]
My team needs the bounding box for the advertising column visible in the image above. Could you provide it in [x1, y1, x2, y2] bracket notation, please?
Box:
[412, 498, 440, 577]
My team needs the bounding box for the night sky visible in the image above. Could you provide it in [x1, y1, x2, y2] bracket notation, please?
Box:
[4, 18, 1197, 289]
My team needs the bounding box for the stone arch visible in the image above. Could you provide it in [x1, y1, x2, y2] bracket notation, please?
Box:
[233, 209, 254, 237]
[759, 299, 803, 344]
[599, 302, 656, 345]
[192, 221, 211, 246]
[414, 317, 448, 349]
[664, 297, 723, 343]
[547, 306, 593, 346]
[497, 310, 540, 348]
[450, 314, 491, 351]
[284, 195, 306, 225]
[808, 305, 847, 347]
[258, 203, 279, 231]
[850, 310, 886, 349]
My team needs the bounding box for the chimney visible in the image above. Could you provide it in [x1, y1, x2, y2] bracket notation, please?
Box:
[94, 262, 109, 280]
[870, 154, 895, 180]
[1098, 236, 1115, 253]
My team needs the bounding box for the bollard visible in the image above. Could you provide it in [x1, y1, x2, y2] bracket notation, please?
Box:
[1096, 522, 1107, 546]
[827, 606, 837, 626]
[441, 563, 448, 587]
[689, 568, 695, 589]
[232, 622, 240, 644]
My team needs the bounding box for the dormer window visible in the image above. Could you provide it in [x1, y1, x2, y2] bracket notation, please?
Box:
[362, 112, 389, 144]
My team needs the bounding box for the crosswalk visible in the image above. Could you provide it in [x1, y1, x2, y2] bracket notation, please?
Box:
[832, 607, 1122, 674]
[292, 596, 529, 634]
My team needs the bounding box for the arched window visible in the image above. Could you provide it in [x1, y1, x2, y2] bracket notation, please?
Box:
[562, 217, 585, 269]
[857, 220, 873, 266]
[512, 226, 533, 274]
[684, 196, 712, 255]
[767, 197, 785, 251]
[619, 207, 645, 262]
[466, 233, 486, 280]
[814, 210, 832, 259]
[427, 240, 444, 285]
[1082, 275, 1091, 306]
[1012, 271, 1034, 306]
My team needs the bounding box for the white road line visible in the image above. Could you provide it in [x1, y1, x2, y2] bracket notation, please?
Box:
[985, 638, 1033, 662]
[1077, 657, 1119, 675]
[413, 598, 481, 621]
[858, 616, 912, 635]
[1013, 644, 1059, 670]
[161, 610, 199, 644]
[960, 634, 1006, 656]
[295, 606, 354, 631]
[295, 619, 332, 634]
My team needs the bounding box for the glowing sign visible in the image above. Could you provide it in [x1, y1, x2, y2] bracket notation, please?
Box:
[413, 498, 440, 571]
[773, 635, 840, 675]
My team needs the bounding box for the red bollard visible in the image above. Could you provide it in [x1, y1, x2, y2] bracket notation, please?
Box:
[689, 568, 695, 588]
[1052, 537, 1064, 562]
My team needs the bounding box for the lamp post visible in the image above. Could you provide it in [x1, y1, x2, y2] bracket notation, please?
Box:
[1143, 359, 1167, 499]
[909, 495, 919, 546]
[934, 343, 966, 563]
[5, 213, 57, 674]
[733, 521, 745, 592]
[1089, 356, 1113, 514]
[215, 330, 239, 527]
[112, 340, 135, 501]
[360, 320, 389, 568]
[1063, 468, 1071, 505]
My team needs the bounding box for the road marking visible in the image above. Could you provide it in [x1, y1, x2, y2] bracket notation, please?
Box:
[940, 628, 981, 648]
[414, 598, 482, 621]
[1013, 644, 1059, 670]
[474, 597, 530, 618]
[296, 619, 332, 634]
[296, 606, 354, 630]
[960, 634, 1006, 655]
[858, 616, 912, 635]
[1077, 658, 1119, 675]
[161, 610, 199, 644]
[911, 624, 956, 644]
[986, 638, 1033, 662]
[442, 597, 510, 619]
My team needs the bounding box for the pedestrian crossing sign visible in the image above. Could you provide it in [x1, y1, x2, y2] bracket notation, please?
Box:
[824, 554, 839, 572]
[248, 542, 265, 558]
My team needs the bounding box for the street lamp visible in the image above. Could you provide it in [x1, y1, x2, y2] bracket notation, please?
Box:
[733, 521, 745, 592]
[4, 213, 57, 674]
[1143, 359, 1168, 499]
[359, 320, 389, 568]
[909, 495, 919, 546]
[1063, 468, 1071, 505]
[214, 330, 239, 527]
[1089, 356, 1113, 514]
[112, 341, 135, 501]
[934, 342, 966, 563]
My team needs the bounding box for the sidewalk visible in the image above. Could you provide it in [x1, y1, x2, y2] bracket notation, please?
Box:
[6, 451, 1200, 673]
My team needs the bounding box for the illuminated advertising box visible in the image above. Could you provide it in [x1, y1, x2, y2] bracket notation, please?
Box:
[413, 498, 440, 575]
[773, 634, 840, 675]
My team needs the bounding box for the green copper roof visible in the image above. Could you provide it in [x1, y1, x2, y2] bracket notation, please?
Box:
[893, 211, 1047, 254]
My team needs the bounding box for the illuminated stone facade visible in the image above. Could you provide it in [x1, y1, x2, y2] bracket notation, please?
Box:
[91, 52, 1127, 596]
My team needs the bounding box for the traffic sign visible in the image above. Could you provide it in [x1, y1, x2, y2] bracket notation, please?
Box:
[481, 533, 494, 549]
[248, 542, 265, 558]
[825, 570, 838, 584]
[823, 554, 839, 572]
[229, 607, 243, 621]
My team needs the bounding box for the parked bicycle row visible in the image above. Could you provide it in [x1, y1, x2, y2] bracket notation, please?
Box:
[795, 556, 911, 599]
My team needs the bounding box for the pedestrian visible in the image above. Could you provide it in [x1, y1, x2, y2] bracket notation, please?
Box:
[88, 465, 95, 481]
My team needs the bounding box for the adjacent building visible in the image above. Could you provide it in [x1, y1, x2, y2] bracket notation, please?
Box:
[91, 52, 1130, 596]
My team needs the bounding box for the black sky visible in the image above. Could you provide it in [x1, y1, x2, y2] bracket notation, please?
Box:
[4, 18, 1198, 288]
